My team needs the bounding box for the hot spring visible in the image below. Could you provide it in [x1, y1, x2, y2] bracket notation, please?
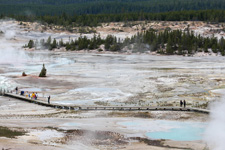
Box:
[118, 120, 207, 141]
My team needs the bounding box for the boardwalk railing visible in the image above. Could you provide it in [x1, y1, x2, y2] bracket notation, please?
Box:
[4, 93, 210, 114]
[4, 93, 80, 110]
[79, 106, 210, 114]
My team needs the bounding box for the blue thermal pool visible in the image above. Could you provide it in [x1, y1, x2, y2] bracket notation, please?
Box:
[118, 120, 207, 141]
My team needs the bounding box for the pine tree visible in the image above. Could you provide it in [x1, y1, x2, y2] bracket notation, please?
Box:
[204, 43, 209, 53]
[39, 64, 47, 77]
[28, 40, 34, 49]
[212, 44, 218, 53]
[178, 43, 183, 55]
[59, 38, 64, 47]
[47, 36, 52, 45]
[166, 37, 174, 55]
[51, 38, 57, 50]
[105, 35, 114, 50]
[46, 36, 52, 49]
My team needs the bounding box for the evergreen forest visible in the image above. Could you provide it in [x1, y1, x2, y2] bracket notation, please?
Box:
[0, 0, 224, 16]
[25, 29, 225, 56]
[5, 10, 225, 27]
[0, 0, 224, 27]
[12, 0, 225, 55]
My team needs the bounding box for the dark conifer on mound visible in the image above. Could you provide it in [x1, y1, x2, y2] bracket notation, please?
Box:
[39, 64, 47, 77]
[22, 72, 27, 76]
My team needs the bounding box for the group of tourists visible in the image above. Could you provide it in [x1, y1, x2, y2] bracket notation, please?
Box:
[31, 92, 37, 99]
[20, 91, 38, 100]
[15, 87, 50, 104]
[180, 100, 186, 108]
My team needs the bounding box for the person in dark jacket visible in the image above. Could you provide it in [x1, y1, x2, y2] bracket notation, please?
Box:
[180, 100, 183, 107]
[15, 87, 18, 94]
[184, 100, 186, 108]
[48, 96, 51, 104]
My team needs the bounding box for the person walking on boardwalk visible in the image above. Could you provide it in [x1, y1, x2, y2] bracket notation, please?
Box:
[25, 91, 28, 97]
[183, 100, 186, 108]
[180, 100, 183, 107]
[32, 92, 35, 99]
[15, 87, 18, 94]
[35, 93, 38, 100]
[48, 96, 50, 104]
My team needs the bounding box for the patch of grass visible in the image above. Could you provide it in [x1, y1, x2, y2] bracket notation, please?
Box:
[0, 126, 26, 138]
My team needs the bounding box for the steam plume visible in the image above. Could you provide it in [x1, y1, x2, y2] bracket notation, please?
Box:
[204, 94, 225, 150]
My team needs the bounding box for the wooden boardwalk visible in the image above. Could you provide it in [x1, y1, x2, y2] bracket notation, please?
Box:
[4, 93, 210, 114]
[80, 106, 210, 114]
[4, 93, 80, 110]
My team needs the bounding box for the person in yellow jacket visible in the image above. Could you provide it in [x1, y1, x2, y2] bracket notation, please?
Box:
[31, 92, 35, 99]
[25, 92, 28, 97]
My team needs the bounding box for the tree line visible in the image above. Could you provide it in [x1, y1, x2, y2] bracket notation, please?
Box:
[0, 0, 224, 16]
[25, 28, 225, 55]
[5, 10, 225, 27]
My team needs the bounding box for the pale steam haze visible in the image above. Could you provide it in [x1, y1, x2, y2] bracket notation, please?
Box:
[0, 20, 27, 65]
[204, 93, 225, 150]
[0, 42, 25, 65]
[0, 20, 49, 66]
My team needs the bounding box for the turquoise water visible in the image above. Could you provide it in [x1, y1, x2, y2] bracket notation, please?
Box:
[146, 121, 206, 141]
[118, 120, 207, 141]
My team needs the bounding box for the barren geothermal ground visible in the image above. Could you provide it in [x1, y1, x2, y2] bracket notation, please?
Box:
[0, 20, 224, 150]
